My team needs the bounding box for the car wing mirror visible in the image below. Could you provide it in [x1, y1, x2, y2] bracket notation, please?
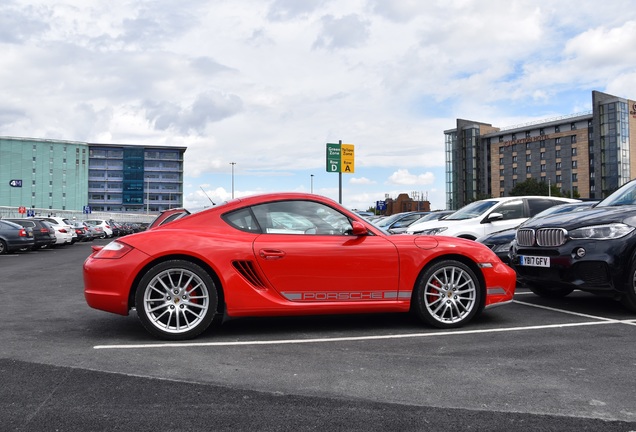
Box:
[485, 212, 504, 222]
[350, 220, 368, 236]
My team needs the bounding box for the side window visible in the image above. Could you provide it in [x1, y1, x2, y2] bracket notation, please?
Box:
[528, 199, 561, 217]
[223, 208, 261, 233]
[251, 200, 353, 235]
[495, 200, 524, 220]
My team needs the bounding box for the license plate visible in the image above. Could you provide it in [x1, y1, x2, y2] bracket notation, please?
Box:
[520, 255, 550, 267]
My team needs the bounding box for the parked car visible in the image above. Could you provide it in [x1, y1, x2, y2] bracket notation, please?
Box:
[388, 211, 455, 234]
[476, 201, 599, 264]
[0, 219, 35, 254]
[510, 178, 636, 312]
[84, 192, 516, 340]
[372, 211, 430, 233]
[406, 196, 579, 239]
[84, 219, 114, 238]
[34, 217, 73, 245]
[5, 218, 56, 250]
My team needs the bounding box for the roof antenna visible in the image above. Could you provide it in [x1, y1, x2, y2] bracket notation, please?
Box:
[200, 186, 216, 205]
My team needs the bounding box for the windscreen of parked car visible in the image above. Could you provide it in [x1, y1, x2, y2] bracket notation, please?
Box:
[443, 200, 498, 220]
[597, 180, 636, 207]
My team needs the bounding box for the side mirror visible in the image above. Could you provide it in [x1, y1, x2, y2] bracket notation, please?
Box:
[485, 212, 504, 222]
[350, 220, 368, 236]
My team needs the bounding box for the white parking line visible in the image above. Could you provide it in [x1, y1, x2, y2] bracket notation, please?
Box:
[94, 321, 626, 350]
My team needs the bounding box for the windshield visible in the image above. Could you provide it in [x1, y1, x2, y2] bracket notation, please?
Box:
[597, 179, 636, 207]
[374, 213, 406, 228]
[445, 200, 498, 220]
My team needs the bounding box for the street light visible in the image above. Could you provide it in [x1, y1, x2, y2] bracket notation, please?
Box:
[311, 174, 314, 193]
[230, 162, 236, 199]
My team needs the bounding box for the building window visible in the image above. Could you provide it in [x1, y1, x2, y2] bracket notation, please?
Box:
[555, 150, 561, 158]
[526, 166, 531, 173]
[512, 156, 518, 163]
[571, 123, 577, 130]
[556, 175, 562, 182]
[571, 135, 577, 143]
[499, 136, 503, 143]
[555, 137, 561, 144]
[512, 134, 516, 141]
[540, 128, 545, 135]
[500, 169, 505, 176]
[499, 146, 504, 153]
[572, 160, 578, 168]
[572, 173, 578, 182]
[555, 125, 560, 133]
[572, 147, 577, 156]
[540, 140, 545, 148]
[540, 152, 545, 160]
[500, 180, 504, 187]
[525, 131, 531, 138]
[499, 158, 504, 165]
[556, 162, 562, 170]
[541, 164, 546, 172]
[526, 154, 531, 161]
[512, 167, 517, 175]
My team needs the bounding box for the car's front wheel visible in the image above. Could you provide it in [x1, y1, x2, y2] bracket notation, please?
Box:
[135, 260, 218, 340]
[414, 260, 483, 328]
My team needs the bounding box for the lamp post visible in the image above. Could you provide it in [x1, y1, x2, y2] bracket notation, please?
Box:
[230, 162, 236, 199]
[146, 177, 150, 214]
[310, 174, 314, 193]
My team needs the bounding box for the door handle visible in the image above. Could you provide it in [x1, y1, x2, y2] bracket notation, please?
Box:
[259, 249, 286, 260]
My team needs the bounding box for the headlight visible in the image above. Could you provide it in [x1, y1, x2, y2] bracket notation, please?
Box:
[569, 223, 634, 240]
[492, 242, 512, 254]
[420, 227, 448, 235]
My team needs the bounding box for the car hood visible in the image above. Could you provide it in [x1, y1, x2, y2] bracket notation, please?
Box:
[519, 205, 636, 230]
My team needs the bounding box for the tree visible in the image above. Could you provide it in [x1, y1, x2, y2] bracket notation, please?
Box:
[509, 178, 579, 198]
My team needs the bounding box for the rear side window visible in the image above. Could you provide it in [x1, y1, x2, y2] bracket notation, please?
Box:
[223, 208, 261, 233]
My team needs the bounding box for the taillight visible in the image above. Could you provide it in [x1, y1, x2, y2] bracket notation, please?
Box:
[105, 225, 111, 229]
[93, 241, 133, 259]
[18, 229, 27, 237]
[40, 228, 48, 234]
[59, 229, 68, 233]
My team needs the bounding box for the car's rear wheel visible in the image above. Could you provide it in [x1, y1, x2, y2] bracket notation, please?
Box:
[526, 283, 573, 298]
[135, 260, 218, 340]
[621, 261, 636, 312]
[414, 260, 482, 328]
[0, 240, 7, 255]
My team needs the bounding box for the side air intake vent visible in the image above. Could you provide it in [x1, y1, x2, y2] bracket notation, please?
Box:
[232, 260, 268, 289]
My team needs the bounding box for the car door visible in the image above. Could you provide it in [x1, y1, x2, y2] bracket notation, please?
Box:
[251, 200, 400, 303]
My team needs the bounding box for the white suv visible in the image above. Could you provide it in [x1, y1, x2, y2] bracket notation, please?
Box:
[406, 196, 578, 240]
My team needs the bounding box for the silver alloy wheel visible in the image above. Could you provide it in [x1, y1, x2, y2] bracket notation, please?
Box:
[423, 264, 477, 325]
[142, 267, 210, 335]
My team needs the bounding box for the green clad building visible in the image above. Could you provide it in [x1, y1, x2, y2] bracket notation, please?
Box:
[0, 136, 185, 213]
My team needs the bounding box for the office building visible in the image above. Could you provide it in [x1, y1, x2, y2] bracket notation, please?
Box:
[444, 90, 636, 209]
[0, 136, 185, 213]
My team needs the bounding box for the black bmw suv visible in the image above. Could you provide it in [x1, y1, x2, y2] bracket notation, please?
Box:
[510, 178, 636, 312]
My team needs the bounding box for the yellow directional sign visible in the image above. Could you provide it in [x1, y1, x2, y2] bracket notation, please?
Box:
[341, 144, 354, 173]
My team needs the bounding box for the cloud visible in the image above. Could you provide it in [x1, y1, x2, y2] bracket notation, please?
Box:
[387, 169, 435, 186]
[313, 14, 370, 50]
[350, 177, 376, 185]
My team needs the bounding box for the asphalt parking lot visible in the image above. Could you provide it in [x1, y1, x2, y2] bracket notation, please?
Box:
[1, 239, 636, 431]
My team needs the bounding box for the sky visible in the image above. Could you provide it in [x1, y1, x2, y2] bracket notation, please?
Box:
[2, 0, 636, 212]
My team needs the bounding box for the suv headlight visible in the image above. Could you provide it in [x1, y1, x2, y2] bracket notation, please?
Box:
[420, 227, 448, 235]
[569, 223, 634, 240]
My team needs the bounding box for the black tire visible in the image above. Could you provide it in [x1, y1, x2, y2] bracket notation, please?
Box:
[414, 260, 483, 328]
[621, 261, 636, 312]
[135, 260, 218, 340]
[527, 283, 573, 298]
[0, 240, 7, 255]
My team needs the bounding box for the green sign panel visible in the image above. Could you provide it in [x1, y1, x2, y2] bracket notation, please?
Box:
[326, 143, 341, 172]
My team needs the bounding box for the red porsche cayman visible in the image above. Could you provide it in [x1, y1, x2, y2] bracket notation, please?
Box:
[84, 193, 516, 340]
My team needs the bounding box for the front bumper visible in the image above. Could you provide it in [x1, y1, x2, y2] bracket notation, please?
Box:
[510, 237, 633, 295]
